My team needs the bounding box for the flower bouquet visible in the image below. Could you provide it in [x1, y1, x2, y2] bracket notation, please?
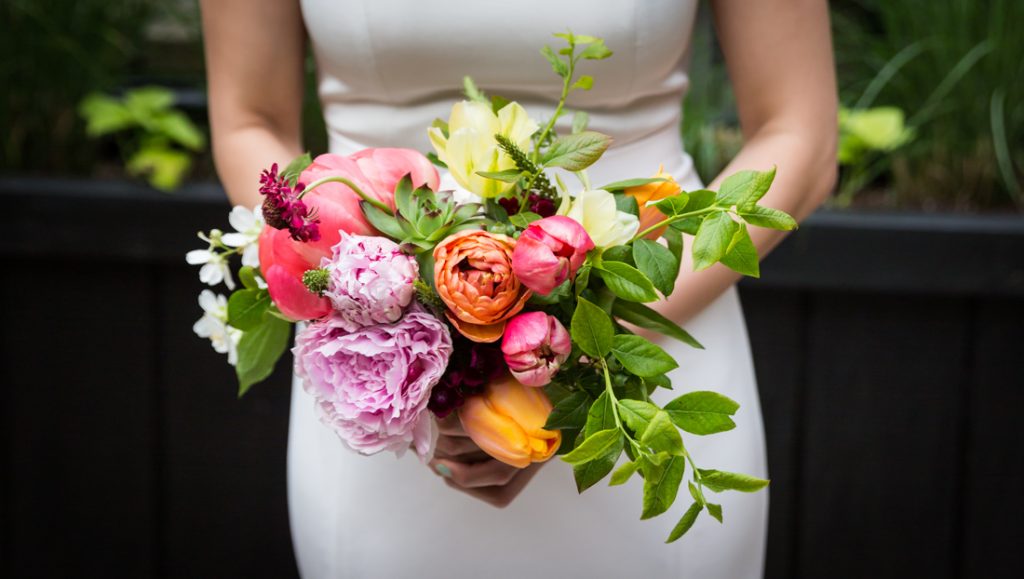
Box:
[189, 32, 796, 543]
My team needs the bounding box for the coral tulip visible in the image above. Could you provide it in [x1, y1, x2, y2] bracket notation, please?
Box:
[433, 229, 531, 342]
[511, 216, 594, 295]
[501, 312, 572, 387]
[624, 166, 681, 239]
[458, 373, 561, 468]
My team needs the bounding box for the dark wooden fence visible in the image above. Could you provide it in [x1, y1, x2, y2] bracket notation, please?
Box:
[2, 178, 1022, 578]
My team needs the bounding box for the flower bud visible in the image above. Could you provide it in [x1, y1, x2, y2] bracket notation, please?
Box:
[458, 373, 561, 468]
[511, 216, 594, 295]
[501, 312, 571, 387]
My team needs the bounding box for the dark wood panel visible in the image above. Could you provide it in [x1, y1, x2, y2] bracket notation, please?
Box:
[797, 292, 970, 579]
[1, 260, 158, 577]
[739, 287, 807, 579]
[961, 298, 1024, 578]
[156, 266, 297, 579]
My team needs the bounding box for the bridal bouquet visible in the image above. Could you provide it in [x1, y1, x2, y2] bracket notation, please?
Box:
[189, 32, 794, 543]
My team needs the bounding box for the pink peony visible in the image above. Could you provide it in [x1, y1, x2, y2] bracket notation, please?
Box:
[501, 311, 572, 387]
[294, 305, 452, 458]
[323, 233, 418, 331]
[259, 148, 439, 321]
[511, 216, 594, 295]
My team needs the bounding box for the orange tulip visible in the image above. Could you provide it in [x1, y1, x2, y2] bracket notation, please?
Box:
[433, 229, 531, 343]
[458, 373, 561, 468]
[624, 166, 682, 239]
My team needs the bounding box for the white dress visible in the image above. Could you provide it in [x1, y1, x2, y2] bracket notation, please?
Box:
[288, 1, 769, 577]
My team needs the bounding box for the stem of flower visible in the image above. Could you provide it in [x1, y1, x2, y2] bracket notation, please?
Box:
[632, 207, 719, 241]
[600, 358, 622, 430]
[532, 49, 576, 165]
[302, 176, 393, 216]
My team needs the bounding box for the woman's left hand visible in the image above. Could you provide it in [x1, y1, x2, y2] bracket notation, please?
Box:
[427, 413, 544, 508]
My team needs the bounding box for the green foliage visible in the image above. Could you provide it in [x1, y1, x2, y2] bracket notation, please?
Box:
[235, 313, 291, 397]
[79, 86, 206, 191]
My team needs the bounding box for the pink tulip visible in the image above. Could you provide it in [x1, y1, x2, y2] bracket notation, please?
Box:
[511, 216, 594, 295]
[501, 312, 572, 387]
[259, 149, 439, 321]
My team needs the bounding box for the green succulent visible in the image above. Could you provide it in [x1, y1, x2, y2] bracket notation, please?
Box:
[360, 175, 486, 256]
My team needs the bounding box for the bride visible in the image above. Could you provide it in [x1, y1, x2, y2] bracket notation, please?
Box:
[199, 0, 836, 576]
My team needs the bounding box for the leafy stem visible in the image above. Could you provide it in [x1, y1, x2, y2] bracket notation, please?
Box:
[533, 46, 577, 165]
[633, 206, 719, 241]
[303, 176, 393, 216]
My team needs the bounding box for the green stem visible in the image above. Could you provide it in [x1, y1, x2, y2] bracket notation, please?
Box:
[600, 358, 622, 430]
[632, 206, 718, 241]
[532, 52, 576, 165]
[302, 176, 393, 216]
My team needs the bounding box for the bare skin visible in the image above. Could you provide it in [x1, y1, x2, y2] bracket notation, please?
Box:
[200, 0, 837, 508]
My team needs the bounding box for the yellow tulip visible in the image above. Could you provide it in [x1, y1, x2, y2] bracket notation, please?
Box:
[428, 100, 538, 198]
[458, 373, 561, 468]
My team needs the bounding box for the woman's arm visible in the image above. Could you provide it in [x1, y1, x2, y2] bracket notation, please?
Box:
[655, 0, 838, 325]
[199, 0, 307, 207]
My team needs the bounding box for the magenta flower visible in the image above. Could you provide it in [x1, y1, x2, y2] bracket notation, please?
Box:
[511, 216, 594, 295]
[294, 305, 452, 458]
[323, 234, 418, 331]
[501, 311, 571, 387]
[259, 163, 321, 242]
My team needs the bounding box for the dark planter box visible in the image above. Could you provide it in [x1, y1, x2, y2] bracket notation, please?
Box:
[2, 177, 1022, 579]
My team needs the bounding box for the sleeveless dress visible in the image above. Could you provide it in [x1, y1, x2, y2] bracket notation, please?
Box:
[289, 1, 769, 577]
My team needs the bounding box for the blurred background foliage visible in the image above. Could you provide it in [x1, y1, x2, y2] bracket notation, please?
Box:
[2, 0, 1020, 211]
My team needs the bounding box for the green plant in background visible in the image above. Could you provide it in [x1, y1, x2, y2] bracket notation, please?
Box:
[80, 87, 206, 191]
[832, 0, 1023, 210]
[835, 106, 914, 205]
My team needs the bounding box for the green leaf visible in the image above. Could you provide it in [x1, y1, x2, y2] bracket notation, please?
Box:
[562, 429, 623, 465]
[280, 152, 313, 187]
[462, 75, 487, 103]
[610, 334, 678, 377]
[597, 261, 658, 303]
[601, 244, 634, 266]
[572, 111, 589, 134]
[126, 145, 190, 191]
[573, 434, 623, 492]
[640, 411, 684, 455]
[645, 373, 672, 391]
[78, 93, 133, 136]
[599, 177, 669, 192]
[669, 217, 700, 235]
[610, 460, 639, 486]
[574, 263, 592, 298]
[151, 111, 205, 151]
[633, 239, 678, 296]
[571, 75, 594, 90]
[664, 225, 684, 262]
[683, 189, 716, 212]
[720, 223, 760, 277]
[544, 391, 593, 430]
[238, 266, 259, 290]
[692, 211, 738, 271]
[652, 195, 690, 217]
[235, 314, 291, 396]
[227, 289, 271, 331]
[361, 202, 406, 240]
[426, 151, 447, 169]
[584, 392, 618, 437]
[666, 502, 703, 543]
[541, 45, 569, 77]
[579, 40, 613, 60]
[571, 298, 614, 358]
[614, 193, 640, 217]
[509, 211, 542, 229]
[707, 502, 723, 523]
[641, 455, 686, 519]
[124, 87, 174, 116]
[664, 391, 740, 435]
[476, 169, 523, 183]
[618, 399, 660, 437]
[738, 204, 798, 231]
[716, 167, 776, 210]
[541, 131, 613, 171]
[611, 300, 704, 349]
[698, 469, 770, 493]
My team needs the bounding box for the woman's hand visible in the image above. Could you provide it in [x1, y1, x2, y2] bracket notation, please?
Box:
[427, 413, 544, 508]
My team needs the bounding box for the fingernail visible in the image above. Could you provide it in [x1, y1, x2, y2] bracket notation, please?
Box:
[435, 463, 452, 478]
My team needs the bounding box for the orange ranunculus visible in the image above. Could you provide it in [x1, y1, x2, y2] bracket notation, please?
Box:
[625, 165, 682, 239]
[433, 229, 531, 343]
[458, 373, 561, 468]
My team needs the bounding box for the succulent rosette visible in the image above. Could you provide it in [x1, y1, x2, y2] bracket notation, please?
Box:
[293, 304, 452, 458]
[433, 229, 531, 343]
[322, 233, 418, 331]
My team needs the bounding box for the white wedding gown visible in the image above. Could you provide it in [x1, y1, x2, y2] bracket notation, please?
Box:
[288, 1, 769, 577]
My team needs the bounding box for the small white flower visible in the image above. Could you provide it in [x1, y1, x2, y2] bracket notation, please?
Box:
[221, 205, 264, 268]
[193, 290, 242, 366]
[186, 248, 235, 290]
